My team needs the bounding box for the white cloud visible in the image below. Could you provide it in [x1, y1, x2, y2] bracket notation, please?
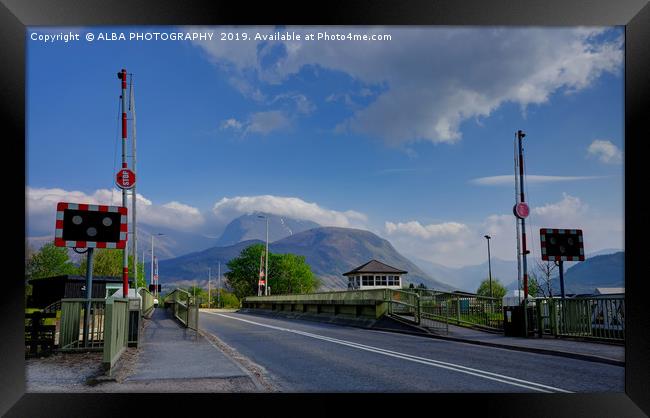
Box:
[221, 118, 243, 131]
[470, 175, 606, 186]
[246, 111, 290, 135]
[587, 139, 623, 164]
[26, 187, 205, 235]
[220, 111, 291, 136]
[188, 26, 622, 145]
[383, 193, 622, 267]
[212, 195, 367, 227]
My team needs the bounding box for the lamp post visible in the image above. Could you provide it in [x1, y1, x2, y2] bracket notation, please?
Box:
[258, 215, 269, 295]
[484, 235, 493, 299]
[151, 233, 165, 298]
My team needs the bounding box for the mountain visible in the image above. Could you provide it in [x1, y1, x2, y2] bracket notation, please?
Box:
[505, 251, 624, 295]
[216, 212, 320, 247]
[156, 227, 456, 292]
[414, 257, 518, 293]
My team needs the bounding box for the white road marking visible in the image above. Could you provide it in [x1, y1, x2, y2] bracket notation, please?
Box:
[203, 312, 572, 393]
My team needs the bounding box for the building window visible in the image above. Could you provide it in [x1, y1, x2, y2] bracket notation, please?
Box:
[380, 275, 387, 286]
[362, 275, 373, 286]
[387, 276, 394, 286]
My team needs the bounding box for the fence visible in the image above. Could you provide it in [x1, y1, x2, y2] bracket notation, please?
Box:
[386, 289, 420, 325]
[25, 311, 57, 356]
[58, 298, 106, 350]
[139, 287, 155, 317]
[166, 288, 199, 330]
[413, 289, 503, 332]
[102, 297, 130, 371]
[530, 296, 624, 342]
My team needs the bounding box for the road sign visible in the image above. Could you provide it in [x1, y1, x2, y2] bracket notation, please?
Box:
[116, 168, 136, 189]
[540, 228, 585, 261]
[54, 202, 128, 248]
[513, 202, 530, 219]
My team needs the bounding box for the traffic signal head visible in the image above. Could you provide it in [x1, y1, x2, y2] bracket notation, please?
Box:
[54, 202, 127, 248]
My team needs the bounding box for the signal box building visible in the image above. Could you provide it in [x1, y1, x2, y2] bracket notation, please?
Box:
[343, 260, 407, 290]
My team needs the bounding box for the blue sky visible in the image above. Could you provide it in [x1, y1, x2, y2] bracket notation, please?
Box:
[26, 26, 624, 267]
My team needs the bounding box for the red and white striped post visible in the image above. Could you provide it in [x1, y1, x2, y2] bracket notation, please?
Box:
[517, 130, 529, 300]
[119, 68, 129, 297]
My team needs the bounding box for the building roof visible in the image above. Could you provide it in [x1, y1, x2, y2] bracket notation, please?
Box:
[594, 287, 625, 295]
[28, 275, 134, 285]
[343, 259, 407, 276]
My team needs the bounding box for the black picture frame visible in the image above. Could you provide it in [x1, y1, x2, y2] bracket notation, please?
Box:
[3, 0, 648, 416]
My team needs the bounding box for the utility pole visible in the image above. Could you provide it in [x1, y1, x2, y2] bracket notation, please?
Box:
[484, 235, 493, 298]
[119, 68, 129, 298]
[265, 216, 269, 295]
[217, 262, 221, 308]
[208, 267, 211, 309]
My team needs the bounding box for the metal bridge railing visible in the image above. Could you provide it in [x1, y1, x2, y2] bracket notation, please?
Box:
[531, 296, 624, 342]
[386, 289, 420, 325]
[165, 288, 199, 330]
[414, 289, 503, 332]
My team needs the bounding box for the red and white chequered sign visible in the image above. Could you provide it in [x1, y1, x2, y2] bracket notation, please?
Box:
[54, 202, 128, 249]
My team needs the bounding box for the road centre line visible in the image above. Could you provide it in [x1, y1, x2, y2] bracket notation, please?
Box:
[203, 312, 572, 393]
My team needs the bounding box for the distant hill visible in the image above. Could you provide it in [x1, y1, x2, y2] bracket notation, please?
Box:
[505, 251, 624, 295]
[216, 212, 320, 247]
[156, 226, 456, 292]
[414, 257, 518, 293]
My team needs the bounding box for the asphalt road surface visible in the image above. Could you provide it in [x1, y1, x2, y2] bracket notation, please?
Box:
[199, 311, 624, 393]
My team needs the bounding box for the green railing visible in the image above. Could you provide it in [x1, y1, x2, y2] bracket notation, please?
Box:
[245, 288, 389, 303]
[59, 298, 106, 350]
[386, 289, 420, 325]
[531, 296, 624, 342]
[102, 297, 130, 371]
[139, 287, 155, 317]
[166, 288, 199, 330]
[414, 289, 503, 331]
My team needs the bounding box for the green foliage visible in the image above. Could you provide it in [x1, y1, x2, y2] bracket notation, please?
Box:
[225, 244, 320, 299]
[271, 253, 320, 294]
[25, 243, 77, 280]
[78, 249, 146, 288]
[476, 277, 507, 299]
[526, 273, 540, 297]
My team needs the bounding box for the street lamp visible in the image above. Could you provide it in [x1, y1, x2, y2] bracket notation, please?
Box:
[484, 235, 493, 299]
[257, 215, 269, 296]
[151, 233, 165, 298]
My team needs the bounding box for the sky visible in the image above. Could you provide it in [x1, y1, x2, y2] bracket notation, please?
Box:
[26, 26, 624, 268]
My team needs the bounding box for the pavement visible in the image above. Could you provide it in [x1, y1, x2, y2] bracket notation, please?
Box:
[125, 308, 253, 382]
[412, 317, 625, 366]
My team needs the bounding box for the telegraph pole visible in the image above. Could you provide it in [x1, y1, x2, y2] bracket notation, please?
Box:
[218, 262, 221, 308]
[119, 68, 129, 298]
[208, 267, 211, 309]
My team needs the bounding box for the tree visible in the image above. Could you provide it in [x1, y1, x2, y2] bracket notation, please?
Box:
[78, 249, 146, 288]
[271, 253, 320, 294]
[527, 273, 541, 298]
[225, 244, 266, 300]
[476, 278, 507, 299]
[534, 259, 557, 297]
[25, 243, 77, 280]
[225, 244, 320, 299]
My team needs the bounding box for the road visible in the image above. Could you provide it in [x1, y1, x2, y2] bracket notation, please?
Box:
[199, 310, 624, 393]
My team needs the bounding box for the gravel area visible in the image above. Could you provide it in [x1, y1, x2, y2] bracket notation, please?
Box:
[25, 312, 278, 393]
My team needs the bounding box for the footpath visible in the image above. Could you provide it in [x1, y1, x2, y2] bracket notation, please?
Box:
[414, 318, 624, 366]
[105, 307, 276, 391]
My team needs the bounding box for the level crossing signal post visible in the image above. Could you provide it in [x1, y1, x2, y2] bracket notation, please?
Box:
[54, 202, 128, 347]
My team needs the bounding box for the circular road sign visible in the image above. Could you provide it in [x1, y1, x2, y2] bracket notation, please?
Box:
[513, 202, 530, 219]
[116, 169, 136, 189]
